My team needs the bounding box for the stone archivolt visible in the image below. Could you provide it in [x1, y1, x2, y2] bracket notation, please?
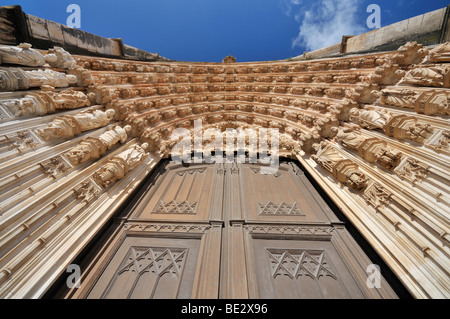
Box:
[0, 41, 449, 299]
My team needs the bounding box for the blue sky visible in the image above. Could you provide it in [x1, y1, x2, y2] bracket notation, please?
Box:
[3, 0, 449, 62]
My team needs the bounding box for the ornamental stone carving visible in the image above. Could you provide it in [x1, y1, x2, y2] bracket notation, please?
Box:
[379, 89, 417, 109]
[0, 89, 94, 119]
[41, 156, 71, 178]
[361, 140, 403, 170]
[349, 108, 393, 131]
[333, 127, 366, 151]
[363, 182, 392, 210]
[425, 42, 450, 63]
[394, 157, 429, 184]
[402, 65, 450, 88]
[392, 41, 429, 66]
[65, 125, 131, 165]
[378, 88, 450, 116]
[45, 47, 77, 69]
[93, 143, 148, 188]
[311, 142, 369, 191]
[0, 43, 46, 67]
[39, 109, 115, 141]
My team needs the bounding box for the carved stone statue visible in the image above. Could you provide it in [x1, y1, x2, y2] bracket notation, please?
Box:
[39, 109, 115, 141]
[99, 125, 131, 149]
[349, 108, 392, 130]
[0, 43, 45, 67]
[312, 142, 368, 191]
[93, 143, 148, 188]
[65, 142, 97, 165]
[426, 42, 450, 63]
[26, 69, 78, 88]
[1, 94, 46, 117]
[346, 171, 369, 191]
[65, 125, 131, 165]
[0, 89, 95, 120]
[51, 89, 94, 110]
[333, 127, 366, 151]
[116, 143, 148, 168]
[45, 47, 77, 69]
[73, 109, 116, 132]
[402, 66, 449, 88]
[379, 89, 417, 109]
[374, 148, 403, 170]
[405, 123, 434, 143]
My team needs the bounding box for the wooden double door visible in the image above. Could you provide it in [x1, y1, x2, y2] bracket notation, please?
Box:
[61, 160, 398, 299]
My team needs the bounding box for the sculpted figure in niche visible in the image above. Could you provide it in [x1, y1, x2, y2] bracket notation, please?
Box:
[26, 69, 78, 88]
[426, 42, 450, 63]
[3, 95, 45, 117]
[349, 108, 392, 130]
[0, 43, 46, 66]
[374, 148, 403, 170]
[346, 171, 369, 191]
[74, 109, 115, 131]
[46, 47, 77, 69]
[94, 143, 149, 187]
[402, 66, 447, 87]
[332, 127, 366, 151]
[65, 143, 94, 165]
[99, 125, 131, 149]
[65, 125, 131, 165]
[379, 89, 417, 109]
[52, 89, 95, 110]
[39, 109, 115, 141]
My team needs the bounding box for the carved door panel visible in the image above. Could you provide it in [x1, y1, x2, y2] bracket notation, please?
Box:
[63, 160, 398, 299]
[86, 236, 201, 299]
[253, 239, 363, 299]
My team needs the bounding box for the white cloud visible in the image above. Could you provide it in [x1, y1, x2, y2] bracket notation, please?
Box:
[291, 0, 366, 51]
[279, 0, 302, 17]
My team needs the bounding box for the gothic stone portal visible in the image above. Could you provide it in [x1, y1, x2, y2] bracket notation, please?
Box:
[60, 160, 398, 299]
